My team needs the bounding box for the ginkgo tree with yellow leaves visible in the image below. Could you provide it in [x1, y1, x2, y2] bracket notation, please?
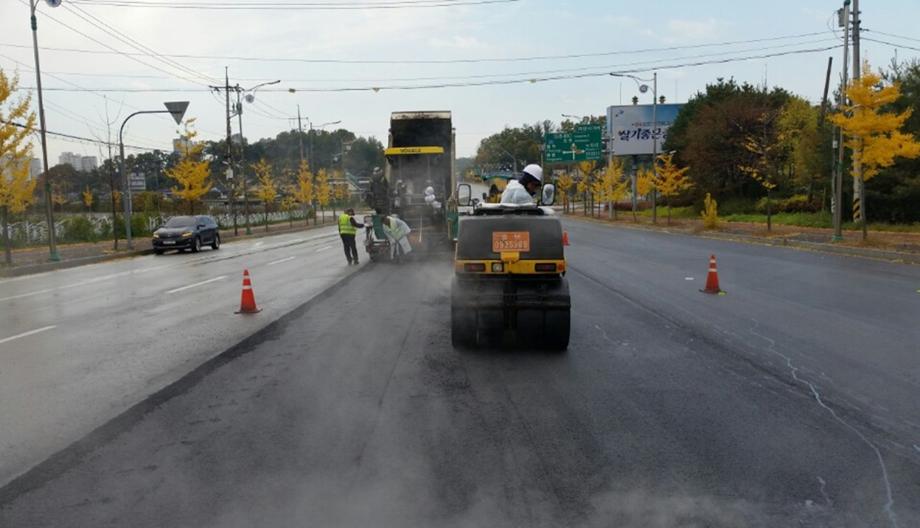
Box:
[596, 158, 628, 220]
[82, 186, 94, 212]
[168, 119, 211, 214]
[292, 160, 314, 226]
[655, 152, 693, 225]
[0, 69, 38, 265]
[556, 172, 574, 213]
[635, 166, 656, 222]
[832, 61, 920, 239]
[252, 159, 277, 232]
[315, 168, 331, 224]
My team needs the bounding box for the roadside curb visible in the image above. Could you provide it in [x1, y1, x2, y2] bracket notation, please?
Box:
[565, 215, 920, 265]
[0, 222, 339, 279]
[0, 262, 370, 504]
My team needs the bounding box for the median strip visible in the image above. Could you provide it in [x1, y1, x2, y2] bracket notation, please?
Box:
[166, 276, 227, 294]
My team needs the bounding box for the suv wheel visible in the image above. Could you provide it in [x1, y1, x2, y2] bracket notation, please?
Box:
[211, 234, 220, 250]
[191, 236, 201, 253]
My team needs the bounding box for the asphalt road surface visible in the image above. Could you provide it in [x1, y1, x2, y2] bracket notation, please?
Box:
[2, 218, 919, 527]
[0, 224, 362, 487]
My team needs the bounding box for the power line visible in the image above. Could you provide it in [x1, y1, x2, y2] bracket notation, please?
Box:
[862, 37, 920, 53]
[0, 30, 832, 65]
[21, 45, 842, 94]
[3, 120, 164, 151]
[64, 3, 219, 85]
[14, 0, 208, 87]
[68, 0, 519, 10]
[864, 29, 920, 45]
[1, 36, 841, 85]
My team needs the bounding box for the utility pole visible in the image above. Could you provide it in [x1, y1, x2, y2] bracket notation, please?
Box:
[651, 71, 658, 224]
[297, 105, 305, 163]
[29, 0, 60, 261]
[235, 88, 251, 235]
[224, 67, 238, 236]
[833, 0, 851, 241]
[851, 0, 865, 235]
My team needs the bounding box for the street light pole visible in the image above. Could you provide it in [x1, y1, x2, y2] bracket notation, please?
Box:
[652, 71, 659, 224]
[30, 0, 60, 261]
[119, 102, 189, 249]
[610, 71, 659, 222]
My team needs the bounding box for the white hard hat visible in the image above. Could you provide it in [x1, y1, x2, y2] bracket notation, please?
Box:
[522, 164, 543, 183]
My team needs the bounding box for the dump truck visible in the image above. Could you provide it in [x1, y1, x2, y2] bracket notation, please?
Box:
[364, 111, 458, 260]
[450, 185, 570, 351]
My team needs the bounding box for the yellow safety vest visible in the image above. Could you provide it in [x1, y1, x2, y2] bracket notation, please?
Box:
[338, 213, 356, 235]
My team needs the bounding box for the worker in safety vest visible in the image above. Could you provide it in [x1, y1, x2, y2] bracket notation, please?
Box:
[338, 208, 365, 265]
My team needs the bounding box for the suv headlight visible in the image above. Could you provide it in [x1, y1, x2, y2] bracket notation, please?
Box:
[181, 231, 193, 237]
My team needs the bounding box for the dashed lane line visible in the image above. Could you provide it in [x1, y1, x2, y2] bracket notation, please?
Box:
[267, 256, 296, 266]
[166, 276, 227, 294]
[0, 325, 57, 345]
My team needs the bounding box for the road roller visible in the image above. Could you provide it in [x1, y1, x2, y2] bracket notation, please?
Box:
[450, 200, 571, 351]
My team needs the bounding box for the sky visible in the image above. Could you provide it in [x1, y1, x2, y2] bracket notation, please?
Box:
[1, 0, 919, 164]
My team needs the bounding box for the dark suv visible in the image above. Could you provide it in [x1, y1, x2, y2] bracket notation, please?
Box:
[152, 215, 221, 254]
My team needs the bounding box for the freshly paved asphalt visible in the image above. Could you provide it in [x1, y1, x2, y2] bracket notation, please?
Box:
[1, 218, 918, 527]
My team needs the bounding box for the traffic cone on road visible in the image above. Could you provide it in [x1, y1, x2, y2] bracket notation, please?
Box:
[236, 269, 262, 314]
[562, 231, 570, 246]
[700, 254, 723, 295]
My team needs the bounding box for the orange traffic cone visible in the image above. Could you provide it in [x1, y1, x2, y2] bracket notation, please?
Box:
[700, 254, 723, 294]
[236, 269, 262, 313]
[562, 231, 570, 246]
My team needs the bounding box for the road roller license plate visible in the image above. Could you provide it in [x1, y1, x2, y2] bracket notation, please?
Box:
[492, 231, 530, 252]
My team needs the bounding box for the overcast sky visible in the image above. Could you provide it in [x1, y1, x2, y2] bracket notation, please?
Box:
[2, 0, 919, 164]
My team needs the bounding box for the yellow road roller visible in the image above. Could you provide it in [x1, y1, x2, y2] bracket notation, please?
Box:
[450, 189, 570, 351]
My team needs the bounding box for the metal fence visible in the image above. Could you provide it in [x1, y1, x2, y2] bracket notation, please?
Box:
[3, 209, 322, 246]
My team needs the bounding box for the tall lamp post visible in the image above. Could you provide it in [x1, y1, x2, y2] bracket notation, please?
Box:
[611, 71, 658, 222]
[233, 80, 279, 235]
[30, 0, 62, 261]
[119, 101, 189, 249]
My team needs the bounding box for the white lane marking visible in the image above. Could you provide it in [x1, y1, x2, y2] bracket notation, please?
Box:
[914, 444, 920, 454]
[253, 241, 265, 248]
[166, 276, 227, 294]
[0, 325, 57, 345]
[267, 256, 296, 266]
[684, 277, 695, 281]
[315, 245, 332, 253]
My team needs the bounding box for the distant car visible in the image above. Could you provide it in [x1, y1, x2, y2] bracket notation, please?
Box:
[152, 215, 220, 254]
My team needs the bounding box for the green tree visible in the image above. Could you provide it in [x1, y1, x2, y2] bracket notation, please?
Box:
[739, 111, 783, 231]
[665, 79, 791, 202]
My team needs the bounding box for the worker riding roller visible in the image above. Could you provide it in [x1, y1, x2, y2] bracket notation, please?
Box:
[451, 164, 570, 351]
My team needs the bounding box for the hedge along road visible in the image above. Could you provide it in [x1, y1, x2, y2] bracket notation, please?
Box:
[0, 224, 360, 488]
[1, 219, 919, 527]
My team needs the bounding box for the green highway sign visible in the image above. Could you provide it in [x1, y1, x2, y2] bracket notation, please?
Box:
[544, 124, 603, 163]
